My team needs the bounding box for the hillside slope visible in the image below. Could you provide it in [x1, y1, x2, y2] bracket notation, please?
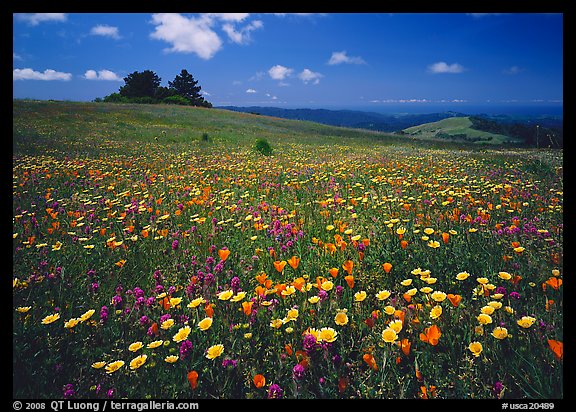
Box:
[401, 116, 523, 145]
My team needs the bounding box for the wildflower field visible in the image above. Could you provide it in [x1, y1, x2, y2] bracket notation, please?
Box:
[13, 100, 563, 399]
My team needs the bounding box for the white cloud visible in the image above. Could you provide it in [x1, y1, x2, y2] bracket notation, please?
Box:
[84, 69, 122, 81]
[503, 65, 523, 75]
[298, 68, 323, 85]
[207, 13, 250, 22]
[15, 13, 67, 26]
[13, 52, 22, 61]
[428, 62, 465, 74]
[246, 88, 257, 93]
[268, 65, 293, 80]
[150, 13, 223, 60]
[222, 20, 263, 44]
[328, 51, 366, 65]
[13, 68, 72, 81]
[90, 25, 121, 39]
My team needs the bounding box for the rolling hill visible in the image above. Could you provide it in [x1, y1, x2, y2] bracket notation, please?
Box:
[399, 116, 524, 145]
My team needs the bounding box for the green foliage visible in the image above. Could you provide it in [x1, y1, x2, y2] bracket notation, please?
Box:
[162, 95, 191, 105]
[255, 138, 273, 156]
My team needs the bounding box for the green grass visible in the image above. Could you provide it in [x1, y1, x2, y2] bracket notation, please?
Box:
[402, 116, 523, 145]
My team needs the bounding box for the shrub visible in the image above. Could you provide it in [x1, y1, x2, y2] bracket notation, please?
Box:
[255, 138, 273, 156]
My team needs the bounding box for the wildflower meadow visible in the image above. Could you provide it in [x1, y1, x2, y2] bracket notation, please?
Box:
[13, 101, 563, 400]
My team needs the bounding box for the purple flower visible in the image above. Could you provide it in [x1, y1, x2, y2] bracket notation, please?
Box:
[493, 381, 504, 398]
[179, 340, 193, 359]
[63, 384, 75, 399]
[303, 334, 318, 352]
[292, 363, 306, 380]
[510, 292, 521, 300]
[267, 383, 284, 399]
[139, 315, 149, 326]
[171, 240, 179, 250]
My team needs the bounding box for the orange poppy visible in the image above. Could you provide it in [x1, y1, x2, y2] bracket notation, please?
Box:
[115, 259, 126, 268]
[204, 303, 214, 318]
[218, 248, 230, 261]
[325, 243, 337, 254]
[544, 277, 562, 291]
[295, 350, 310, 368]
[394, 309, 405, 324]
[253, 374, 266, 388]
[547, 339, 563, 360]
[338, 377, 348, 393]
[403, 293, 412, 303]
[342, 260, 354, 275]
[285, 344, 293, 356]
[292, 277, 305, 291]
[442, 232, 450, 244]
[255, 272, 268, 285]
[269, 248, 277, 259]
[362, 353, 378, 371]
[273, 260, 287, 273]
[242, 301, 253, 316]
[141, 229, 149, 238]
[420, 385, 437, 399]
[329, 268, 339, 278]
[420, 325, 441, 346]
[150, 322, 159, 336]
[447, 293, 462, 307]
[400, 240, 409, 250]
[288, 256, 300, 270]
[382, 262, 393, 274]
[159, 296, 171, 310]
[187, 370, 199, 390]
[344, 275, 355, 288]
[398, 338, 411, 356]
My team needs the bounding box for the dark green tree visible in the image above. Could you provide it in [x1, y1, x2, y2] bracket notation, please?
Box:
[168, 69, 211, 107]
[119, 70, 161, 98]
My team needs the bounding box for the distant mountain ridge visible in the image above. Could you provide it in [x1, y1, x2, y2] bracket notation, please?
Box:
[219, 106, 467, 132]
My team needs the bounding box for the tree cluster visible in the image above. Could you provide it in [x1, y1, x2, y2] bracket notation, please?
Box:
[96, 69, 212, 108]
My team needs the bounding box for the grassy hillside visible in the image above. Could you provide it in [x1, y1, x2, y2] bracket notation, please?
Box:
[13, 100, 420, 157]
[401, 116, 523, 145]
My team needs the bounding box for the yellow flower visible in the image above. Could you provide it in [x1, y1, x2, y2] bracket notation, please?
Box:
[431, 291, 447, 302]
[456, 271, 470, 281]
[217, 290, 234, 300]
[354, 291, 367, 302]
[430, 305, 442, 320]
[498, 271, 512, 280]
[381, 327, 398, 343]
[64, 318, 81, 329]
[41, 313, 60, 325]
[282, 286, 296, 296]
[326, 225, 335, 231]
[492, 327, 509, 339]
[198, 317, 213, 331]
[285, 308, 299, 321]
[165, 355, 179, 363]
[480, 306, 495, 315]
[206, 344, 224, 360]
[129, 354, 147, 370]
[161, 319, 175, 330]
[420, 286, 433, 294]
[424, 277, 437, 285]
[427, 240, 440, 248]
[334, 311, 349, 326]
[388, 319, 403, 333]
[401, 279, 413, 286]
[505, 306, 515, 314]
[405, 288, 417, 296]
[105, 360, 125, 374]
[384, 305, 395, 315]
[231, 291, 246, 302]
[475, 325, 484, 336]
[16, 306, 31, 313]
[270, 319, 284, 329]
[319, 327, 338, 342]
[424, 227, 435, 235]
[488, 301, 503, 309]
[129, 342, 144, 352]
[517, 316, 537, 328]
[147, 340, 163, 349]
[91, 361, 106, 369]
[321, 280, 334, 291]
[376, 290, 391, 300]
[188, 297, 206, 308]
[173, 326, 191, 343]
[308, 296, 320, 304]
[169, 297, 182, 307]
[476, 277, 489, 284]
[477, 314, 493, 325]
[80, 309, 95, 322]
[468, 341, 483, 357]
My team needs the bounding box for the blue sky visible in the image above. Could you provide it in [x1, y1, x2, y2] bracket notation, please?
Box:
[12, 13, 563, 112]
